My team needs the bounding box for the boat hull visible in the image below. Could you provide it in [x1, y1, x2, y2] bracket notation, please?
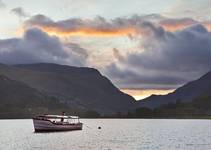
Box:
[33, 119, 83, 132]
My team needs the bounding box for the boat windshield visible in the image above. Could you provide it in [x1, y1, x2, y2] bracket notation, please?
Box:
[37, 115, 80, 124]
[42, 115, 79, 119]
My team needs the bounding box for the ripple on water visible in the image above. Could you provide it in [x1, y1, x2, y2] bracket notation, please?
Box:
[0, 119, 211, 150]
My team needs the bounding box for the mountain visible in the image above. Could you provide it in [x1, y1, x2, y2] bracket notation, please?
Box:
[1, 62, 211, 118]
[137, 71, 211, 108]
[0, 74, 46, 107]
[0, 74, 72, 118]
[0, 63, 136, 114]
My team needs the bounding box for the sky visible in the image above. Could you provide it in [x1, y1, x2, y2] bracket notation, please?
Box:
[0, 0, 211, 100]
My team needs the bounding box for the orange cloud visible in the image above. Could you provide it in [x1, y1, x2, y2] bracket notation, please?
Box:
[27, 23, 211, 38]
[26, 25, 137, 37]
[160, 20, 211, 32]
[159, 18, 197, 32]
[23, 14, 211, 37]
[161, 23, 193, 32]
[202, 22, 211, 31]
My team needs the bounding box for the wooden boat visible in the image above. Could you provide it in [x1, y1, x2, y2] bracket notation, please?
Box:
[33, 114, 83, 132]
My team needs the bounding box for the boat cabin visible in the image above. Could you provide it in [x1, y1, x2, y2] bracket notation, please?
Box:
[34, 115, 81, 124]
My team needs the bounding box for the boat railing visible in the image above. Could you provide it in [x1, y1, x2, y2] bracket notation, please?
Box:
[33, 115, 81, 124]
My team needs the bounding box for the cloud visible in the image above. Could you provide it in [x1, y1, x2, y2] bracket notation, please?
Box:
[0, 0, 5, 8]
[112, 48, 124, 61]
[11, 7, 30, 18]
[159, 17, 211, 32]
[22, 14, 211, 37]
[159, 18, 198, 32]
[166, 0, 211, 20]
[105, 63, 187, 90]
[23, 15, 137, 37]
[3, 13, 211, 91]
[104, 23, 211, 90]
[0, 28, 87, 66]
[64, 42, 88, 61]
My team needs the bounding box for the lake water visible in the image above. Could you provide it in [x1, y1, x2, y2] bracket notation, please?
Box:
[0, 119, 211, 150]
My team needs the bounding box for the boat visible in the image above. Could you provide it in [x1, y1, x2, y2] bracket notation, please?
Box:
[33, 114, 83, 132]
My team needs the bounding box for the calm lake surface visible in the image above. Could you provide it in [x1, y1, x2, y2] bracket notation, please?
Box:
[0, 119, 211, 150]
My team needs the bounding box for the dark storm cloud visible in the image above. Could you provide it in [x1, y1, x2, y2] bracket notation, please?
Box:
[128, 24, 211, 72]
[105, 64, 187, 90]
[104, 24, 211, 89]
[0, 28, 87, 66]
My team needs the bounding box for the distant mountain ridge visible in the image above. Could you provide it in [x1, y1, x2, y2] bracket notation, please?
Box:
[1, 62, 211, 118]
[0, 63, 136, 115]
[138, 71, 211, 108]
[0, 74, 71, 118]
[14, 63, 101, 75]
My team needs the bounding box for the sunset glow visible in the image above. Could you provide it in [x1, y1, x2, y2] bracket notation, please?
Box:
[161, 22, 211, 32]
[22, 24, 138, 37]
[121, 89, 175, 100]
